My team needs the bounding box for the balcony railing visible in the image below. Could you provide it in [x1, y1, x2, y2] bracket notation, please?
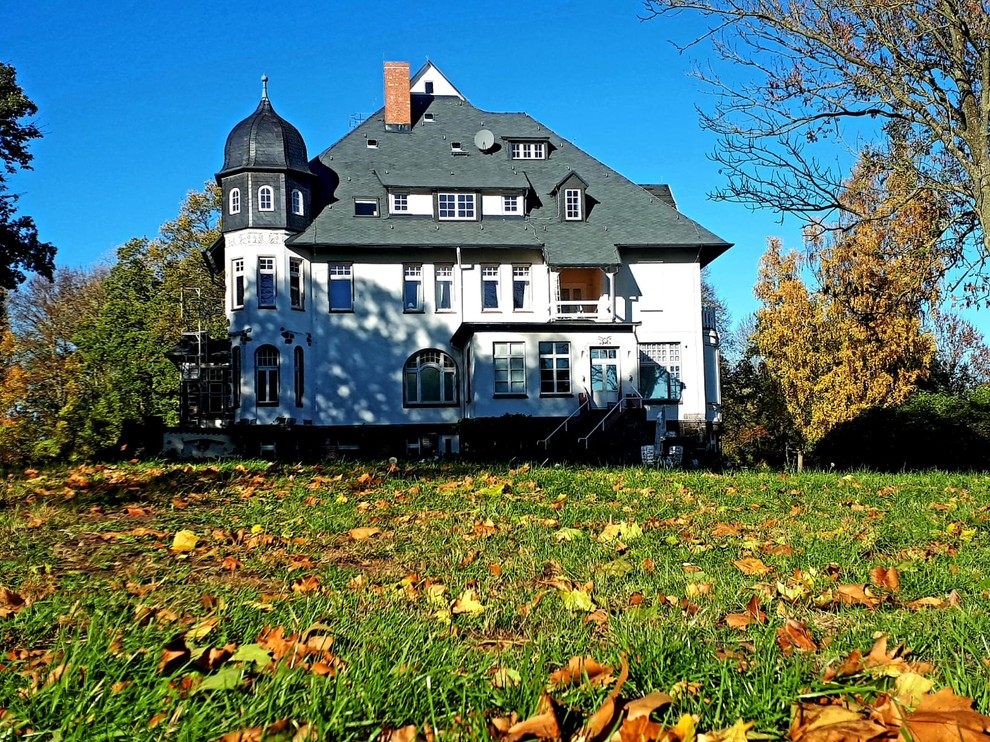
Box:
[552, 300, 611, 322]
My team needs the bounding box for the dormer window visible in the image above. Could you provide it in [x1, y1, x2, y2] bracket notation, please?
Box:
[291, 189, 304, 216]
[511, 142, 547, 160]
[503, 195, 520, 214]
[438, 193, 476, 220]
[367, 139, 379, 148]
[423, 113, 436, 123]
[450, 142, 466, 155]
[391, 193, 409, 213]
[258, 186, 274, 212]
[229, 188, 241, 215]
[564, 189, 583, 220]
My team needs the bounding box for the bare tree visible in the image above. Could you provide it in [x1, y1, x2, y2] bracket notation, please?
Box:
[641, 0, 990, 298]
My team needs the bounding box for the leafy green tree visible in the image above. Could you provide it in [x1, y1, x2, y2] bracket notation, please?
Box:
[72, 185, 221, 454]
[0, 63, 55, 296]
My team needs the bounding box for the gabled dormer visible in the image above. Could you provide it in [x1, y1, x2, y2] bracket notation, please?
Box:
[551, 171, 589, 222]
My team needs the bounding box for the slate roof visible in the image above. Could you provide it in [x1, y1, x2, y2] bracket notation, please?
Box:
[288, 88, 730, 267]
[219, 97, 312, 177]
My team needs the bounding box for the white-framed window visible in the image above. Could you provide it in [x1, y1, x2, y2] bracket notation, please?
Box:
[438, 193, 476, 220]
[291, 189, 304, 216]
[229, 188, 241, 215]
[481, 265, 500, 310]
[329, 263, 353, 312]
[403, 265, 423, 312]
[511, 142, 546, 160]
[289, 257, 304, 309]
[539, 342, 571, 395]
[494, 342, 526, 396]
[294, 346, 304, 408]
[354, 199, 379, 217]
[391, 193, 409, 213]
[503, 195, 520, 213]
[258, 185, 274, 212]
[256, 345, 279, 406]
[435, 264, 454, 311]
[564, 189, 583, 220]
[404, 350, 458, 406]
[257, 256, 276, 308]
[232, 258, 245, 309]
[512, 265, 531, 311]
[638, 343, 683, 401]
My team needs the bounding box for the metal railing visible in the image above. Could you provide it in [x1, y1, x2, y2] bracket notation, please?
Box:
[577, 388, 644, 449]
[538, 391, 591, 449]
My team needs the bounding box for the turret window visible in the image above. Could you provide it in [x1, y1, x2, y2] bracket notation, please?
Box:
[256, 345, 280, 406]
[291, 189, 304, 216]
[229, 188, 241, 215]
[258, 186, 274, 212]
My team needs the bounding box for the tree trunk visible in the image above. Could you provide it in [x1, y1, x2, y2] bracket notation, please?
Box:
[796, 449, 804, 473]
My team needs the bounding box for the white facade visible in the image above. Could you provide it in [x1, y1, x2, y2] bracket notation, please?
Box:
[212, 62, 731, 457]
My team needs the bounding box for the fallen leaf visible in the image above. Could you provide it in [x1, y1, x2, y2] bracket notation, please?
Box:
[835, 584, 883, 609]
[790, 702, 887, 742]
[381, 726, 418, 742]
[870, 566, 900, 592]
[171, 530, 199, 552]
[549, 656, 615, 689]
[733, 558, 772, 576]
[348, 527, 383, 541]
[503, 693, 562, 742]
[559, 587, 596, 613]
[776, 619, 817, 656]
[452, 588, 485, 616]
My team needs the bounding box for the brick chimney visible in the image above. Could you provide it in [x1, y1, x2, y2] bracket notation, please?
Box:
[384, 61, 411, 132]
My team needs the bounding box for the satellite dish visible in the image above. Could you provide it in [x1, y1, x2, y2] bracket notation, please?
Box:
[474, 129, 495, 152]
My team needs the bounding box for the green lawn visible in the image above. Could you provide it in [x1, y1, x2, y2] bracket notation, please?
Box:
[1, 462, 989, 740]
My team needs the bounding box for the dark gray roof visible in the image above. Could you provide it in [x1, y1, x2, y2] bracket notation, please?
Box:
[219, 97, 312, 177]
[289, 96, 730, 267]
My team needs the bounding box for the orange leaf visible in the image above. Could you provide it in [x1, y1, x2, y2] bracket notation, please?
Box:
[733, 557, 772, 576]
[870, 566, 900, 592]
[291, 575, 321, 594]
[348, 527, 382, 541]
[835, 584, 882, 609]
[549, 656, 614, 689]
[776, 619, 817, 656]
[381, 726, 418, 742]
[790, 702, 887, 742]
[502, 694, 562, 742]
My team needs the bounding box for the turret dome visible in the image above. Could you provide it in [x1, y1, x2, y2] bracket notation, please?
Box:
[219, 84, 310, 176]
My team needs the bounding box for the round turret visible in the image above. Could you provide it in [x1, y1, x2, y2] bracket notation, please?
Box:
[217, 76, 313, 233]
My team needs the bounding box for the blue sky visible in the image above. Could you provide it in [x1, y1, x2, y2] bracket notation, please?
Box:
[6, 0, 984, 335]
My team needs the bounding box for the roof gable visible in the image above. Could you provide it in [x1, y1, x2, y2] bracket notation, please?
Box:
[410, 62, 465, 100]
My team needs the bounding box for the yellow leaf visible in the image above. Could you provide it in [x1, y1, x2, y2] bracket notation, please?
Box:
[171, 530, 199, 552]
[894, 672, 934, 709]
[452, 588, 485, 616]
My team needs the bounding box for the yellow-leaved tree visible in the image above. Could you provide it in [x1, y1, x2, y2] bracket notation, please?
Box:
[753, 150, 947, 470]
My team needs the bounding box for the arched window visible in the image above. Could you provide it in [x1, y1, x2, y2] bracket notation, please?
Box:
[294, 346, 304, 407]
[258, 185, 274, 212]
[291, 189, 304, 216]
[231, 347, 241, 408]
[229, 188, 241, 215]
[404, 350, 457, 406]
[256, 345, 279, 405]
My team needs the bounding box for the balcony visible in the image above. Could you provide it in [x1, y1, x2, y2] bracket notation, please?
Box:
[552, 268, 612, 322]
